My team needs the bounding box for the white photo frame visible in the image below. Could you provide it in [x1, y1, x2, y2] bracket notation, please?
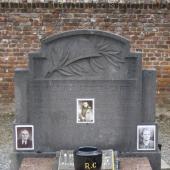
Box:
[77, 98, 95, 124]
[137, 124, 156, 151]
[15, 125, 34, 151]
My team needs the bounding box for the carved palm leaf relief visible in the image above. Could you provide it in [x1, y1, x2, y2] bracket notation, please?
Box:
[45, 37, 123, 78]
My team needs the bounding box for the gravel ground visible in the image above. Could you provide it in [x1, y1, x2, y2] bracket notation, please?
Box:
[0, 114, 170, 170]
[0, 114, 14, 170]
[157, 115, 170, 165]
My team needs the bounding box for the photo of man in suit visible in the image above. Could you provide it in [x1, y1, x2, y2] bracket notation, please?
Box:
[17, 129, 32, 148]
[15, 125, 34, 150]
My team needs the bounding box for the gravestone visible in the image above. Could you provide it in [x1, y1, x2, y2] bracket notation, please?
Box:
[12, 30, 160, 170]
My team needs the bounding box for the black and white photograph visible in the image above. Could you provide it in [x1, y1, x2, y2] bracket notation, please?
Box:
[77, 98, 95, 123]
[15, 125, 34, 151]
[137, 125, 156, 151]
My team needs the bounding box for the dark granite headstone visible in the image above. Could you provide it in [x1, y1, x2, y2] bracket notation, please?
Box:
[13, 30, 160, 170]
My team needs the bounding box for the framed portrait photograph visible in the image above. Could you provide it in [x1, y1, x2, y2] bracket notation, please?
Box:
[77, 98, 95, 123]
[137, 124, 156, 151]
[15, 125, 34, 151]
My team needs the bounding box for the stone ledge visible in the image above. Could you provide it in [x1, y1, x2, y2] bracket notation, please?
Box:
[120, 157, 152, 170]
[19, 157, 152, 170]
[19, 158, 56, 170]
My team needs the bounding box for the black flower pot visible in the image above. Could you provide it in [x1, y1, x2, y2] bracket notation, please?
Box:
[74, 146, 102, 170]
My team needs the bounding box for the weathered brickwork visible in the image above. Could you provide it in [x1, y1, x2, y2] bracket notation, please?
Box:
[0, 4, 170, 114]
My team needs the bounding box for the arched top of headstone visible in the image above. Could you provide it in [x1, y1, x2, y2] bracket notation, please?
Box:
[41, 30, 130, 45]
[37, 30, 131, 79]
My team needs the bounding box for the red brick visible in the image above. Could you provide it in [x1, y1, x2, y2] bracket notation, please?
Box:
[0, 6, 170, 112]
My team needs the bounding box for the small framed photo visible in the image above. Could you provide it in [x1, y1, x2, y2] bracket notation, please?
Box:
[77, 98, 95, 123]
[137, 124, 156, 151]
[15, 125, 34, 151]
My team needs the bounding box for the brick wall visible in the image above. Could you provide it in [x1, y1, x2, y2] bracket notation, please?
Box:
[1, 0, 170, 3]
[0, 3, 170, 115]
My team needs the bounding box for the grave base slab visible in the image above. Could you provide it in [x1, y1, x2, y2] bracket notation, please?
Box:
[18, 157, 152, 170]
[10, 151, 159, 170]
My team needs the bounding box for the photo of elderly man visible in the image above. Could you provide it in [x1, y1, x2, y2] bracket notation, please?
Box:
[15, 125, 34, 150]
